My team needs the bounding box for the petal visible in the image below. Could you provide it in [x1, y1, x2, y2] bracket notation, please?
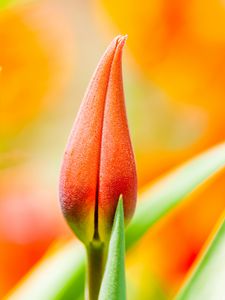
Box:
[98, 36, 137, 241]
[59, 36, 124, 243]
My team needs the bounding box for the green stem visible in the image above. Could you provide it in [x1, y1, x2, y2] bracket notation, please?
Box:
[86, 240, 106, 300]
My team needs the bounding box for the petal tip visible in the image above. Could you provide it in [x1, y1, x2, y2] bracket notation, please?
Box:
[113, 34, 128, 46]
[116, 34, 128, 47]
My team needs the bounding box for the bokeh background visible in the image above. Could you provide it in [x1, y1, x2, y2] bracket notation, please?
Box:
[1, 0, 225, 299]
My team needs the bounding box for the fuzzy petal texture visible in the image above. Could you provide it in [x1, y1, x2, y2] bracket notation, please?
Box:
[59, 35, 137, 244]
[98, 37, 137, 241]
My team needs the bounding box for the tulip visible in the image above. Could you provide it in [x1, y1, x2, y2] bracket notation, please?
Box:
[59, 35, 137, 245]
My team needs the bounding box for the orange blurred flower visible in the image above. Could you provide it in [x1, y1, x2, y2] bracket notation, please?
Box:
[0, 1, 75, 149]
[0, 167, 70, 298]
[0, 0, 75, 297]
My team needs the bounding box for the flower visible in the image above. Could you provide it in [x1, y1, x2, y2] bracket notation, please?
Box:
[0, 2, 75, 149]
[59, 35, 137, 244]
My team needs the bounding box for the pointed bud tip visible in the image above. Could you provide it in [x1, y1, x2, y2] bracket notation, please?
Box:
[116, 34, 128, 47]
[59, 33, 135, 244]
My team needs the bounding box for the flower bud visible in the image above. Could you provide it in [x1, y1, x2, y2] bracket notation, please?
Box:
[59, 35, 137, 244]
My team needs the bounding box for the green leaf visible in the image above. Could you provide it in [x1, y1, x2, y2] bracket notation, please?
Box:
[175, 214, 225, 300]
[7, 242, 85, 300]
[7, 142, 225, 300]
[126, 142, 225, 248]
[99, 197, 126, 300]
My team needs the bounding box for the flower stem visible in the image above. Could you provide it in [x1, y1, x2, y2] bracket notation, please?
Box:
[86, 239, 106, 300]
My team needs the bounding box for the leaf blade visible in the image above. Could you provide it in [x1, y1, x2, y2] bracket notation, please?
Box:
[175, 214, 225, 300]
[126, 142, 225, 248]
[99, 197, 126, 300]
[6, 242, 85, 300]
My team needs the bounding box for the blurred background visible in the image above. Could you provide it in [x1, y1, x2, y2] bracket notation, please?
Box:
[1, 0, 225, 299]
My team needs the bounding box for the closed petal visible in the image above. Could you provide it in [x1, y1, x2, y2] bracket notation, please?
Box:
[59, 36, 122, 243]
[98, 36, 137, 241]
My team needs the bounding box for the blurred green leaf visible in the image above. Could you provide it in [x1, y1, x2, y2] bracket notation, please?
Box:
[99, 197, 126, 300]
[7, 242, 85, 300]
[126, 142, 225, 248]
[7, 142, 225, 300]
[175, 214, 225, 300]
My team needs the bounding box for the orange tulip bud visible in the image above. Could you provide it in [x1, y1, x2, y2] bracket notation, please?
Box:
[59, 35, 137, 244]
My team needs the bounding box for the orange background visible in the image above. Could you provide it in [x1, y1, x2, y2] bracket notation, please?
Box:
[0, 0, 225, 298]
